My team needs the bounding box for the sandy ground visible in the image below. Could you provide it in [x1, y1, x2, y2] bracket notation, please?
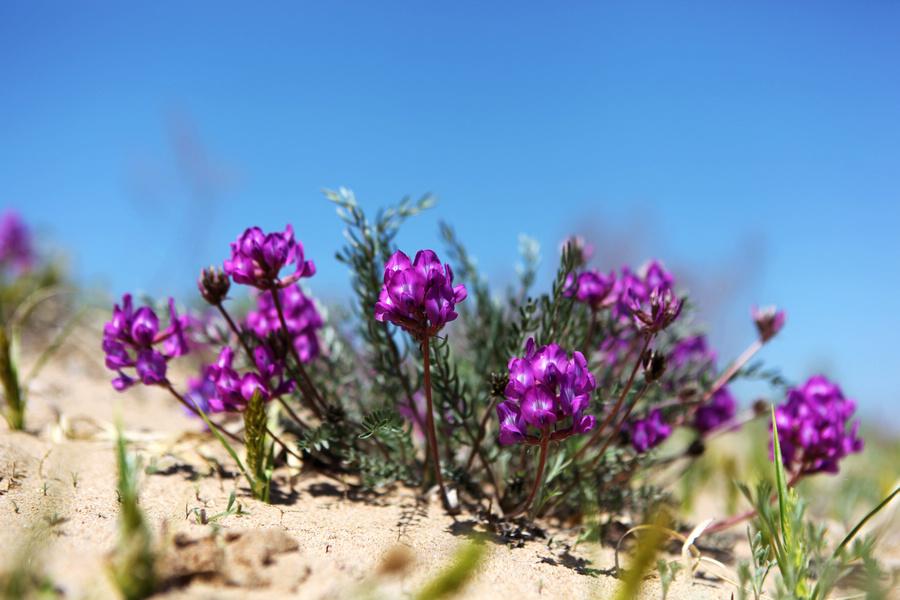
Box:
[0, 343, 866, 599]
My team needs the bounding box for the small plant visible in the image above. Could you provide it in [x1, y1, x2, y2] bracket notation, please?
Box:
[733, 408, 896, 599]
[0, 211, 73, 432]
[108, 426, 156, 600]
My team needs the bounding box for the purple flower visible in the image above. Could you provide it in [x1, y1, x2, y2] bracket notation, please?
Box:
[223, 225, 316, 290]
[374, 250, 467, 339]
[627, 287, 683, 333]
[694, 387, 737, 433]
[207, 345, 293, 412]
[246, 284, 323, 362]
[185, 365, 219, 416]
[609, 260, 675, 321]
[496, 338, 597, 445]
[771, 375, 863, 475]
[752, 305, 786, 343]
[628, 409, 672, 453]
[669, 335, 717, 374]
[564, 270, 616, 308]
[0, 210, 34, 274]
[102, 294, 190, 391]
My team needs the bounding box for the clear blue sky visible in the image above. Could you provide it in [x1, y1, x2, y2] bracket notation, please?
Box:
[2, 2, 898, 424]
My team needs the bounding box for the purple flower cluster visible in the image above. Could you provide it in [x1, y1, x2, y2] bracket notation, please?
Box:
[772, 375, 863, 475]
[246, 284, 323, 362]
[223, 225, 316, 290]
[206, 346, 293, 412]
[564, 270, 616, 308]
[0, 210, 34, 274]
[611, 261, 675, 320]
[103, 295, 189, 390]
[497, 338, 597, 445]
[668, 335, 717, 377]
[374, 250, 467, 339]
[694, 387, 737, 433]
[627, 287, 683, 333]
[627, 409, 672, 452]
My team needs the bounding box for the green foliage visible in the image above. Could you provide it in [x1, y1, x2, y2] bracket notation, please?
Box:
[0, 325, 24, 430]
[415, 540, 486, 600]
[614, 511, 672, 600]
[734, 410, 897, 600]
[656, 558, 683, 600]
[108, 427, 156, 600]
[243, 390, 272, 502]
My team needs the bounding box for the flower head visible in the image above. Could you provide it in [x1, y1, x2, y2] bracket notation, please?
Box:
[610, 260, 675, 320]
[628, 287, 683, 333]
[564, 270, 616, 308]
[374, 250, 467, 339]
[694, 387, 737, 433]
[207, 345, 293, 412]
[102, 294, 190, 390]
[0, 210, 34, 274]
[627, 409, 672, 453]
[669, 335, 717, 374]
[246, 285, 323, 363]
[752, 305, 786, 343]
[496, 338, 597, 445]
[198, 266, 231, 305]
[223, 225, 315, 290]
[771, 375, 863, 475]
[185, 365, 220, 416]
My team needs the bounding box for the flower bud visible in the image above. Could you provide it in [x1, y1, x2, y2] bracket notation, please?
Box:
[198, 266, 231, 305]
[752, 305, 786, 343]
[643, 350, 667, 382]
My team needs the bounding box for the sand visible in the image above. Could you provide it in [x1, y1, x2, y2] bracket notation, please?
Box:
[0, 344, 782, 599]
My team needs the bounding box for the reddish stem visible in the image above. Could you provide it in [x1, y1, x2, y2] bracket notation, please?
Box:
[164, 382, 242, 444]
[508, 427, 551, 518]
[421, 336, 451, 510]
[702, 338, 764, 403]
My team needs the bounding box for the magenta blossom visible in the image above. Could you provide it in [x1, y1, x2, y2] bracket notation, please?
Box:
[752, 305, 786, 342]
[611, 260, 675, 320]
[374, 249, 467, 339]
[246, 284, 323, 363]
[669, 335, 717, 374]
[223, 225, 316, 290]
[771, 375, 863, 475]
[627, 287, 683, 333]
[497, 338, 597, 446]
[0, 210, 34, 274]
[560, 235, 594, 265]
[564, 270, 616, 308]
[207, 345, 293, 412]
[627, 409, 672, 453]
[102, 294, 190, 391]
[694, 387, 737, 433]
[184, 365, 219, 417]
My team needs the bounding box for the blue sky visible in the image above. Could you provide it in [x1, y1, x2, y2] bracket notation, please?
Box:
[2, 2, 898, 423]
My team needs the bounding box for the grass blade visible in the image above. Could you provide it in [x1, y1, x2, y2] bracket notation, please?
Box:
[834, 485, 899, 556]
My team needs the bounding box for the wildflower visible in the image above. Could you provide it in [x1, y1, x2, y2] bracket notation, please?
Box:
[223, 225, 315, 290]
[496, 338, 597, 445]
[668, 335, 717, 375]
[246, 284, 323, 362]
[102, 295, 190, 391]
[197, 266, 231, 305]
[184, 365, 219, 416]
[374, 249, 467, 339]
[627, 409, 671, 453]
[771, 375, 863, 475]
[693, 387, 736, 433]
[752, 305, 786, 342]
[564, 270, 616, 308]
[610, 260, 675, 319]
[627, 287, 683, 333]
[207, 345, 293, 412]
[0, 210, 34, 274]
